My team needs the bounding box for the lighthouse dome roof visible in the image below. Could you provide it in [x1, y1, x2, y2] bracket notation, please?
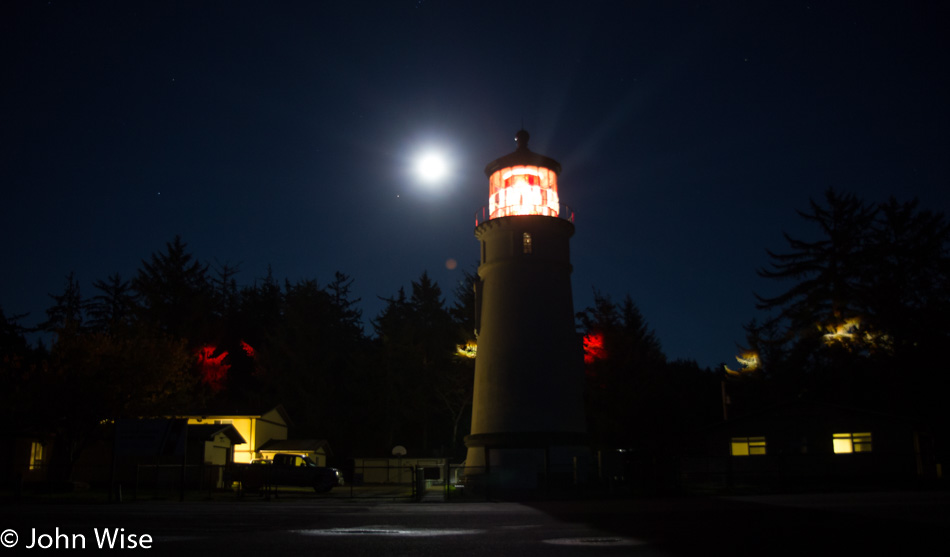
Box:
[483, 129, 561, 177]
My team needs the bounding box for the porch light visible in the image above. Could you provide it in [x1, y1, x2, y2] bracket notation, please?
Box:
[456, 341, 477, 359]
[724, 351, 759, 375]
[823, 317, 861, 344]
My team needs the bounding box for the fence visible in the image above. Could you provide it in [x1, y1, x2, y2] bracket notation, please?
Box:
[441, 461, 593, 501]
[27, 451, 931, 503]
[54, 462, 416, 501]
[678, 451, 929, 492]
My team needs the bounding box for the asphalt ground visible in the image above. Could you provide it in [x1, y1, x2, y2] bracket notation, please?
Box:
[1, 490, 947, 555]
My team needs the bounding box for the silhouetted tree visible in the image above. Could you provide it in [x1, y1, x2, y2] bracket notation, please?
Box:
[0, 306, 31, 359]
[40, 272, 87, 334]
[249, 273, 368, 451]
[34, 270, 199, 481]
[327, 271, 364, 336]
[0, 307, 42, 435]
[748, 190, 950, 419]
[864, 197, 950, 355]
[443, 267, 479, 453]
[237, 266, 282, 349]
[450, 265, 478, 337]
[408, 272, 455, 369]
[265, 279, 336, 428]
[87, 273, 135, 334]
[370, 287, 416, 451]
[133, 236, 214, 341]
[578, 292, 667, 450]
[210, 260, 241, 322]
[756, 189, 876, 337]
[42, 326, 194, 481]
[370, 272, 461, 453]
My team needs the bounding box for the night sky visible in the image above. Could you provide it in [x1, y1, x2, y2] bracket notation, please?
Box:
[3, 1, 948, 369]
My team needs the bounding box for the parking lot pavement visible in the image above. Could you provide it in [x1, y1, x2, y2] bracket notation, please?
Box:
[1, 491, 947, 555]
[722, 490, 950, 524]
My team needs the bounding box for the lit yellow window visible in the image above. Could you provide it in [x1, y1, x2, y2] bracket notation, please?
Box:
[833, 432, 872, 454]
[731, 436, 766, 456]
[29, 442, 44, 470]
[523, 232, 533, 254]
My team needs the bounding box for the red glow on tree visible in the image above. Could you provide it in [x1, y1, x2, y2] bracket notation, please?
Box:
[240, 340, 255, 358]
[197, 345, 230, 392]
[583, 332, 607, 364]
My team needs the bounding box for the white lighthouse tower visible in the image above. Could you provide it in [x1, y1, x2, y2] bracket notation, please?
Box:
[464, 130, 588, 492]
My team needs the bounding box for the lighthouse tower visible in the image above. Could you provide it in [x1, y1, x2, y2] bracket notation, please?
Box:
[464, 130, 588, 491]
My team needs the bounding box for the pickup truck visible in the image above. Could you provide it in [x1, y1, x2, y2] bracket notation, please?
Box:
[236, 453, 340, 493]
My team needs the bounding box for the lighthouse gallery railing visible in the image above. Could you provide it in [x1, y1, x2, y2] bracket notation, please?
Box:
[474, 204, 575, 227]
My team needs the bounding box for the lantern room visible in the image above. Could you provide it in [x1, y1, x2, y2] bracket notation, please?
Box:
[483, 130, 563, 221]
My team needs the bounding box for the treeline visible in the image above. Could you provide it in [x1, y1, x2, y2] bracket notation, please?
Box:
[1, 235, 720, 482]
[727, 190, 950, 431]
[3, 189, 946, 483]
[0, 236, 486, 477]
[569, 188, 950, 459]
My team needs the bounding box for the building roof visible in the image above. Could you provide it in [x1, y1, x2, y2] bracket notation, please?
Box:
[176, 403, 294, 427]
[258, 438, 332, 457]
[483, 129, 561, 177]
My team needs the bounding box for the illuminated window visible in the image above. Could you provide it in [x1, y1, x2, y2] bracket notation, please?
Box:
[833, 432, 872, 454]
[731, 436, 766, 456]
[29, 442, 44, 470]
[523, 232, 533, 254]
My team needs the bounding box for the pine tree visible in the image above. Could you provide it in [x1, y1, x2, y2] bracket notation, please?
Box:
[133, 236, 213, 341]
[578, 291, 666, 449]
[749, 190, 950, 416]
[40, 272, 86, 335]
[755, 189, 876, 336]
[87, 273, 135, 334]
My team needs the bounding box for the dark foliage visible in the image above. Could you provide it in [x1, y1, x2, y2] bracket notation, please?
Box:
[19, 185, 946, 479]
[369, 272, 471, 455]
[739, 190, 950, 431]
[577, 292, 720, 453]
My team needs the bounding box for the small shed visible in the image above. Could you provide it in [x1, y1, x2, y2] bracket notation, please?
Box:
[187, 424, 245, 489]
[187, 424, 246, 466]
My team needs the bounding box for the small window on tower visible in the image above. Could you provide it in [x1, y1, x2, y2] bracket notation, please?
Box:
[523, 232, 533, 254]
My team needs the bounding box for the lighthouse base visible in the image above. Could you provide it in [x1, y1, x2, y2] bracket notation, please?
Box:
[463, 431, 590, 496]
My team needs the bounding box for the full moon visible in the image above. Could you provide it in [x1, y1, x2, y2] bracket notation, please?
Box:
[416, 152, 448, 183]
